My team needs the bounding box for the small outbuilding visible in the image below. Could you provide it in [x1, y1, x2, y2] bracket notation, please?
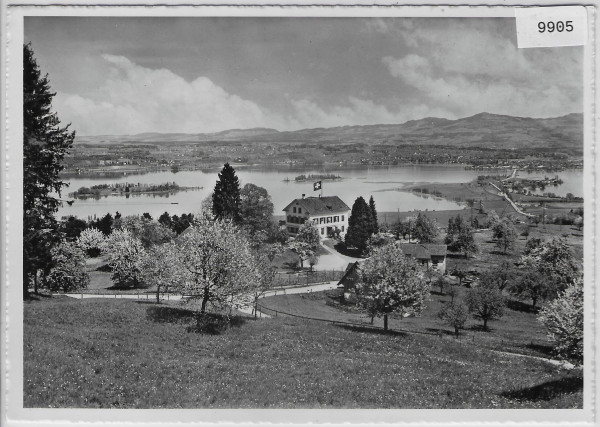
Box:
[397, 243, 447, 274]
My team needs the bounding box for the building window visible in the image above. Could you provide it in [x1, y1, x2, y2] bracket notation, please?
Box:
[320, 217, 324, 224]
[298, 208, 302, 214]
[327, 217, 332, 223]
[334, 216, 339, 222]
[341, 226, 344, 232]
[293, 207, 296, 213]
[321, 228, 324, 235]
[341, 215, 345, 221]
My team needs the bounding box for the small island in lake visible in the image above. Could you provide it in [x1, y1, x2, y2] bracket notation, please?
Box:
[290, 173, 342, 182]
[68, 182, 201, 199]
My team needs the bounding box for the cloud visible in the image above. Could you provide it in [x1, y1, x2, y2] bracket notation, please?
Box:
[290, 96, 450, 128]
[376, 19, 582, 118]
[55, 54, 441, 135]
[55, 55, 280, 135]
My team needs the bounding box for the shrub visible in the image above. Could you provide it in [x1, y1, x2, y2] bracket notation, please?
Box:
[538, 279, 583, 364]
[76, 227, 106, 257]
[45, 242, 89, 292]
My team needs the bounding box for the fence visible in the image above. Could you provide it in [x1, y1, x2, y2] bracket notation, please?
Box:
[68, 288, 180, 301]
[273, 269, 345, 287]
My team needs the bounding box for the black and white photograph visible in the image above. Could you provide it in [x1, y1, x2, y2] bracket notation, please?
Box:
[1, 3, 598, 426]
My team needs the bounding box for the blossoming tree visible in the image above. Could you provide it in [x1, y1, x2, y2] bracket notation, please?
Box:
[355, 244, 430, 330]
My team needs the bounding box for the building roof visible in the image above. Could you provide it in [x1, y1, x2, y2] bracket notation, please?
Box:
[397, 243, 447, 259]
[282, 196, 350, 216]
[337, 261, 361, 287]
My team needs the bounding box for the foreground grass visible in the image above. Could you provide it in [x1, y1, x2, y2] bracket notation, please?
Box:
[24, 297, 581, 408]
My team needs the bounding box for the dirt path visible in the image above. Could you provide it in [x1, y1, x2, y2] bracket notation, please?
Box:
[316, 240, 361, 271]
[490, 349, 577, 370]
[61, 281, 342, 319]
[488, 182, 536, 218]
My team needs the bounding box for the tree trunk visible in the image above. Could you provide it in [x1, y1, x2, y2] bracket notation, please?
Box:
[384, 314, 388, 331]
[201, 286, 210, 314]
[532, 297, 537, 310]
[370, 314, 374, 325]
[454, 326, 459, 337]
[156, 284, 161, 304]
[483, 318, 488, 330]
[34, 272, 39, 295]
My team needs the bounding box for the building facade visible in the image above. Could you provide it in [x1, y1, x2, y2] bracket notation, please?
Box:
[282, 195, 351, 239]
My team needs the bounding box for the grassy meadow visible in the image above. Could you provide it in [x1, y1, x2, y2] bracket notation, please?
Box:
[24, 297, 582, 409]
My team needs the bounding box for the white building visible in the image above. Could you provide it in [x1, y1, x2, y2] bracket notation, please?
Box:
[282, 195, 351, 239]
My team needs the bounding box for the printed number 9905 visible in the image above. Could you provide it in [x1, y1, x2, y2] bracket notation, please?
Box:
[538, 21, 573, 33]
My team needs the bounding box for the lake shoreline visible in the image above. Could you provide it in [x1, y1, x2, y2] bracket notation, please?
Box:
[61, 162, 584, 180]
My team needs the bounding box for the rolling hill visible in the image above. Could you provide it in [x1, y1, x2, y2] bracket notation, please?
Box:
[75, 112, 583, 153]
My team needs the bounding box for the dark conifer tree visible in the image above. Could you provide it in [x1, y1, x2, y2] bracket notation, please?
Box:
[212, 163, 241, 222]
[23, 43, 75, 298]
[345, 196, 373, 254]
[158, 212, 173, 230]
[368, 195, 379, 234]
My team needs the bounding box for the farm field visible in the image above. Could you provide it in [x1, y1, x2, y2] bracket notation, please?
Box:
[24, 297, 582, 409]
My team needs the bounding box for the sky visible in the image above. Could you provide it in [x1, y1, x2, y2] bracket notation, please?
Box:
[24, 17, 583, 136]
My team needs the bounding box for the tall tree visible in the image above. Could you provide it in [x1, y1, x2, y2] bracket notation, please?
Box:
[538, 279, 583, 364]
[175, 217, 260, 314]
[494, 218, 518, 254]
[44, 242, 89, 293]
[445, 215, 477, 257]
[288, 222, 320, 268]
[103, 229, 146, 288]
[437, 301, 469, 337]
[368, 196, 379, 235]
[140, 242, 183, 304]
[365, 233, 395, 256]
[212, 163, 241, 222]
[355, 244, 430, 330]
[76, 227, 106, 257]
[60, 216, 88, 241]
[23, 43, 75, 298]
[521, 237, 579, 296]
[509, 269, 550, 310]
[345, 196, 373, 254]
[465, 284, 505, 330]
[239, 183, 274, 239]
[412, 213, 439, 243]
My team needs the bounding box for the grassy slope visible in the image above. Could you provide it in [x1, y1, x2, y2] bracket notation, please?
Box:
[24, 297, 581, 409]
[262, 287, 552, 359]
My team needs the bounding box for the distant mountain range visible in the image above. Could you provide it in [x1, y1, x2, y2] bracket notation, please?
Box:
[75, 112, 583, 153]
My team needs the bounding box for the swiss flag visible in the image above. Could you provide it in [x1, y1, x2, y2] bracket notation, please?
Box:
[313, 181, 322, 191]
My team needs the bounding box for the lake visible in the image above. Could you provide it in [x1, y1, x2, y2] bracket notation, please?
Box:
[55, 165, 583, 220]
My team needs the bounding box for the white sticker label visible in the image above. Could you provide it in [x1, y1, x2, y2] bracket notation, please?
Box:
[515, 6, 587, 48]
